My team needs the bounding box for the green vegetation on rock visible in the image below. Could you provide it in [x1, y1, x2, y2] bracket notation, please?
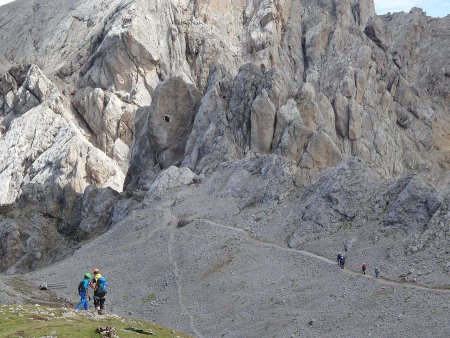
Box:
[142, 292, 157, 304]
[0, 304, 190, 338]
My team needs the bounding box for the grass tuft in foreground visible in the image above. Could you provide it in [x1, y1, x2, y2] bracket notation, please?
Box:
[0, 304, 191, 338]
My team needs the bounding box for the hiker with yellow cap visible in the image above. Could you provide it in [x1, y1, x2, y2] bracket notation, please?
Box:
[91, 267, 109, 315]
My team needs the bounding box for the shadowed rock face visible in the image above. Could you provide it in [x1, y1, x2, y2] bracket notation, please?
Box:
[146, 77, 202, 169]
[0, 0, 450, 336]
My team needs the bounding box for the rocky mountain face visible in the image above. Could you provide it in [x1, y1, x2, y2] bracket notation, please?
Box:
[0, 0, 449, 336]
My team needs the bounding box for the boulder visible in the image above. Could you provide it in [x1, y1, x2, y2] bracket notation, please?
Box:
[383, 177, 435, 232]
[146, 166, 197, 198]
[250, 89, 276, 154]
[304, 130, 343, 171]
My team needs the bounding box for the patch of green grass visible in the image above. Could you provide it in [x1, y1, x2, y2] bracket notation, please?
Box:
[0, 304, 191, 338]
[142, 292, 157, 303]
[339, 222, 352, 230]
[383, 230, 395, 238]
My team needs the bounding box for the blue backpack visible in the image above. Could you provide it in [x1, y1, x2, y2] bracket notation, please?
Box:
[97, 276, 109, 293]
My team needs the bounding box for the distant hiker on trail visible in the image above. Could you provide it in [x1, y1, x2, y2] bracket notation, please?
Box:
[339, 255, 346, 269]
[76, 273, 91, 311]
[91, 268, 109, 315]
[375, 266, 380, 279]
[337, 252, 343, 265]
[362, 263, 367, 275]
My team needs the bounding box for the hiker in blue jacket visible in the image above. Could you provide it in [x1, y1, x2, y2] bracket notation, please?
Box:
[76, 273, 91, 311]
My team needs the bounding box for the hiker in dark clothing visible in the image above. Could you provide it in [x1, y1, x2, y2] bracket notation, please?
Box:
[337, 252, 343, 265]
[362, 263, 367, 275]
[339, 255, 346, 269]
[91, 268, 109, 315]
[375, 266, 380, 279]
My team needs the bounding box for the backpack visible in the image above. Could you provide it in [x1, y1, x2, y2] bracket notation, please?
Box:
[78, 279, 87, 293]
[97, 276, 109, 294]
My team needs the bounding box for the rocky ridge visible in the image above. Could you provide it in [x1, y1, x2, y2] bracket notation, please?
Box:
[0, 0, 449, 337]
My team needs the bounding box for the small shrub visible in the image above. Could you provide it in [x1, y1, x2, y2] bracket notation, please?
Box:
[142, 292, 157, 303]
[339, 222, 352, 230]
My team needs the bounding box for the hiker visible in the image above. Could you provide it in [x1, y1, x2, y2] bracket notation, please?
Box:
[362, 263, 367, 275]
[375, 266, 380, 279]
[337, 252, 343, 265]
[339, 255, 346, 269]
[91, 268, 109, 315]
[76, 273, 91, 311]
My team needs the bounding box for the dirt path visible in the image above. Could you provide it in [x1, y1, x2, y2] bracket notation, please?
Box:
[168, 228, 204, 338]
[196, 219, 450, 294]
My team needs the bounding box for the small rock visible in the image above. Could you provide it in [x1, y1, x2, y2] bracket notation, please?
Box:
[96, 326, 118, 338]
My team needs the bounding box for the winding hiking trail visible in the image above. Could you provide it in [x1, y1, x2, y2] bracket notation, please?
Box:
[194, 218, 450, 294]
[169, 228, 205, 338]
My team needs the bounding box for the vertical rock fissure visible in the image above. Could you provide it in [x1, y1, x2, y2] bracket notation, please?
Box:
[301, 34, 308, 83]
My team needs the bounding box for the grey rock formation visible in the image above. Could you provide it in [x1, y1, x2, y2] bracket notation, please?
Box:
[2, 0, 447, 199]
[146, 77, 201, 169]
[72, 87, 135, 172]
[125, 76, 201, 190]
[0, 204, 72, 274]
[251, 89, 277, 154]
[146, 166, 197, 199]
[0, 64, 124, 205]
[0, 63, 125, 270]
[0, 0, 449, 337]
[27, 156, 450, 338]
[76, 186, 120, 239]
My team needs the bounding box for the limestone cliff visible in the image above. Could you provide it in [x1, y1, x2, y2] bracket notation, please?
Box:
[1, 0, 448, 199]
[0, 1, 449, 336]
